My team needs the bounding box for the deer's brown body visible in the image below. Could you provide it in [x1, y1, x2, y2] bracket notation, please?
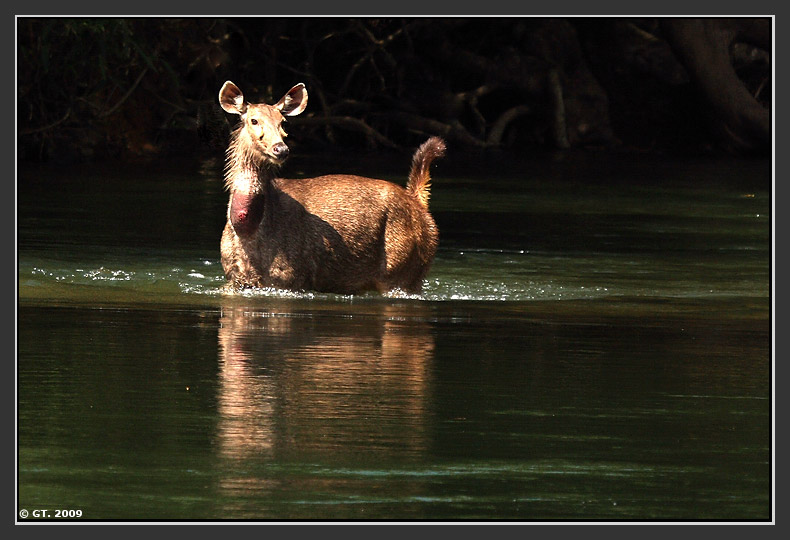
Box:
[218, 81, 445, 294]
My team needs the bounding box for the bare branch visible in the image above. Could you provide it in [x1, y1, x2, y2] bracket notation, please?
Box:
[99, 67, 149, 118]
[488, 105, 532, 146]
[291, 115, 397, 149]
[387, 111, 490, 149]
[19, 108, 71, 136]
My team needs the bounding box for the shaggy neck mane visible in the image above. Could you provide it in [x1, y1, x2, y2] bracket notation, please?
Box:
[223, 124, 280, 192]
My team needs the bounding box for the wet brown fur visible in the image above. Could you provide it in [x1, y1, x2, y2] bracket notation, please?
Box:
[218, 81, 446, 294]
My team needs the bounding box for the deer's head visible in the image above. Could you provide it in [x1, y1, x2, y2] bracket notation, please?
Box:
[219, 81, 308, 166]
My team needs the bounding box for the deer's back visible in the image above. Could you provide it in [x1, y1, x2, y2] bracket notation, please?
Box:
[275, 175, 417, 222]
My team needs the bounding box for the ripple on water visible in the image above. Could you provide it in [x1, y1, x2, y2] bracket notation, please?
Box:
[21, 245, 755, 304]
[23, 258, 615, 303]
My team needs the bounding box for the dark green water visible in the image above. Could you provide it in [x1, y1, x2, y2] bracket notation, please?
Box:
[16, 151, 772, 521]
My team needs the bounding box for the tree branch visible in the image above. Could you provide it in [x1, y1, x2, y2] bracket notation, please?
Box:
[98, 67, 149, 118]
[19, 108, 71, 136]
[291, 115, 397, 149]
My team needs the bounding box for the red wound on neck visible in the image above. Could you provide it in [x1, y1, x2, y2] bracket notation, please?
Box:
[230, 192, 264, 235]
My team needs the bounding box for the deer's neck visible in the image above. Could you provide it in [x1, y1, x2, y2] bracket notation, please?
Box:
[225, 161, 276, 236]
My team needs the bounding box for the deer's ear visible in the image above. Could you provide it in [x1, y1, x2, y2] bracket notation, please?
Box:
[219, 81, 248, 115]
[275, 83, 308, 117]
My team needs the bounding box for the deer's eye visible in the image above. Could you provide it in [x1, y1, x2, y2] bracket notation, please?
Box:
[250, 118, 258, 125]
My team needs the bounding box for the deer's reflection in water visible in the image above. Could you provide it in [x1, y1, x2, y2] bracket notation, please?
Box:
[215, 302, 435, 497]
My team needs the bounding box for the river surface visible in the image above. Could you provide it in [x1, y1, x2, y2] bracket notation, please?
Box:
[16, 150, 772, 522]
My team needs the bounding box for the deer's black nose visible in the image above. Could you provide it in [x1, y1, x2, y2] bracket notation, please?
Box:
[272, 142, 289, 159]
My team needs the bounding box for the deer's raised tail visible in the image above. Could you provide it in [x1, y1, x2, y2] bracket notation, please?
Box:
[407, 137, 446, 209]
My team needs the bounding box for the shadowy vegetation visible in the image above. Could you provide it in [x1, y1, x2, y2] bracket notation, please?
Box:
[17, 17, 771, 162]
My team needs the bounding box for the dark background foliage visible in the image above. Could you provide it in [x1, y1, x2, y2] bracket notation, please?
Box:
[16, 17, 771, 163]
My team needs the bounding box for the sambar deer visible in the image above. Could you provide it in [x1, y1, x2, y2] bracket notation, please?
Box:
[218, 80, 446, 295]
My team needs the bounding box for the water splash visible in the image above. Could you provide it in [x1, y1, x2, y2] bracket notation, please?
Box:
[421, 277, 610, 302]
[20, 246, 762, 305]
